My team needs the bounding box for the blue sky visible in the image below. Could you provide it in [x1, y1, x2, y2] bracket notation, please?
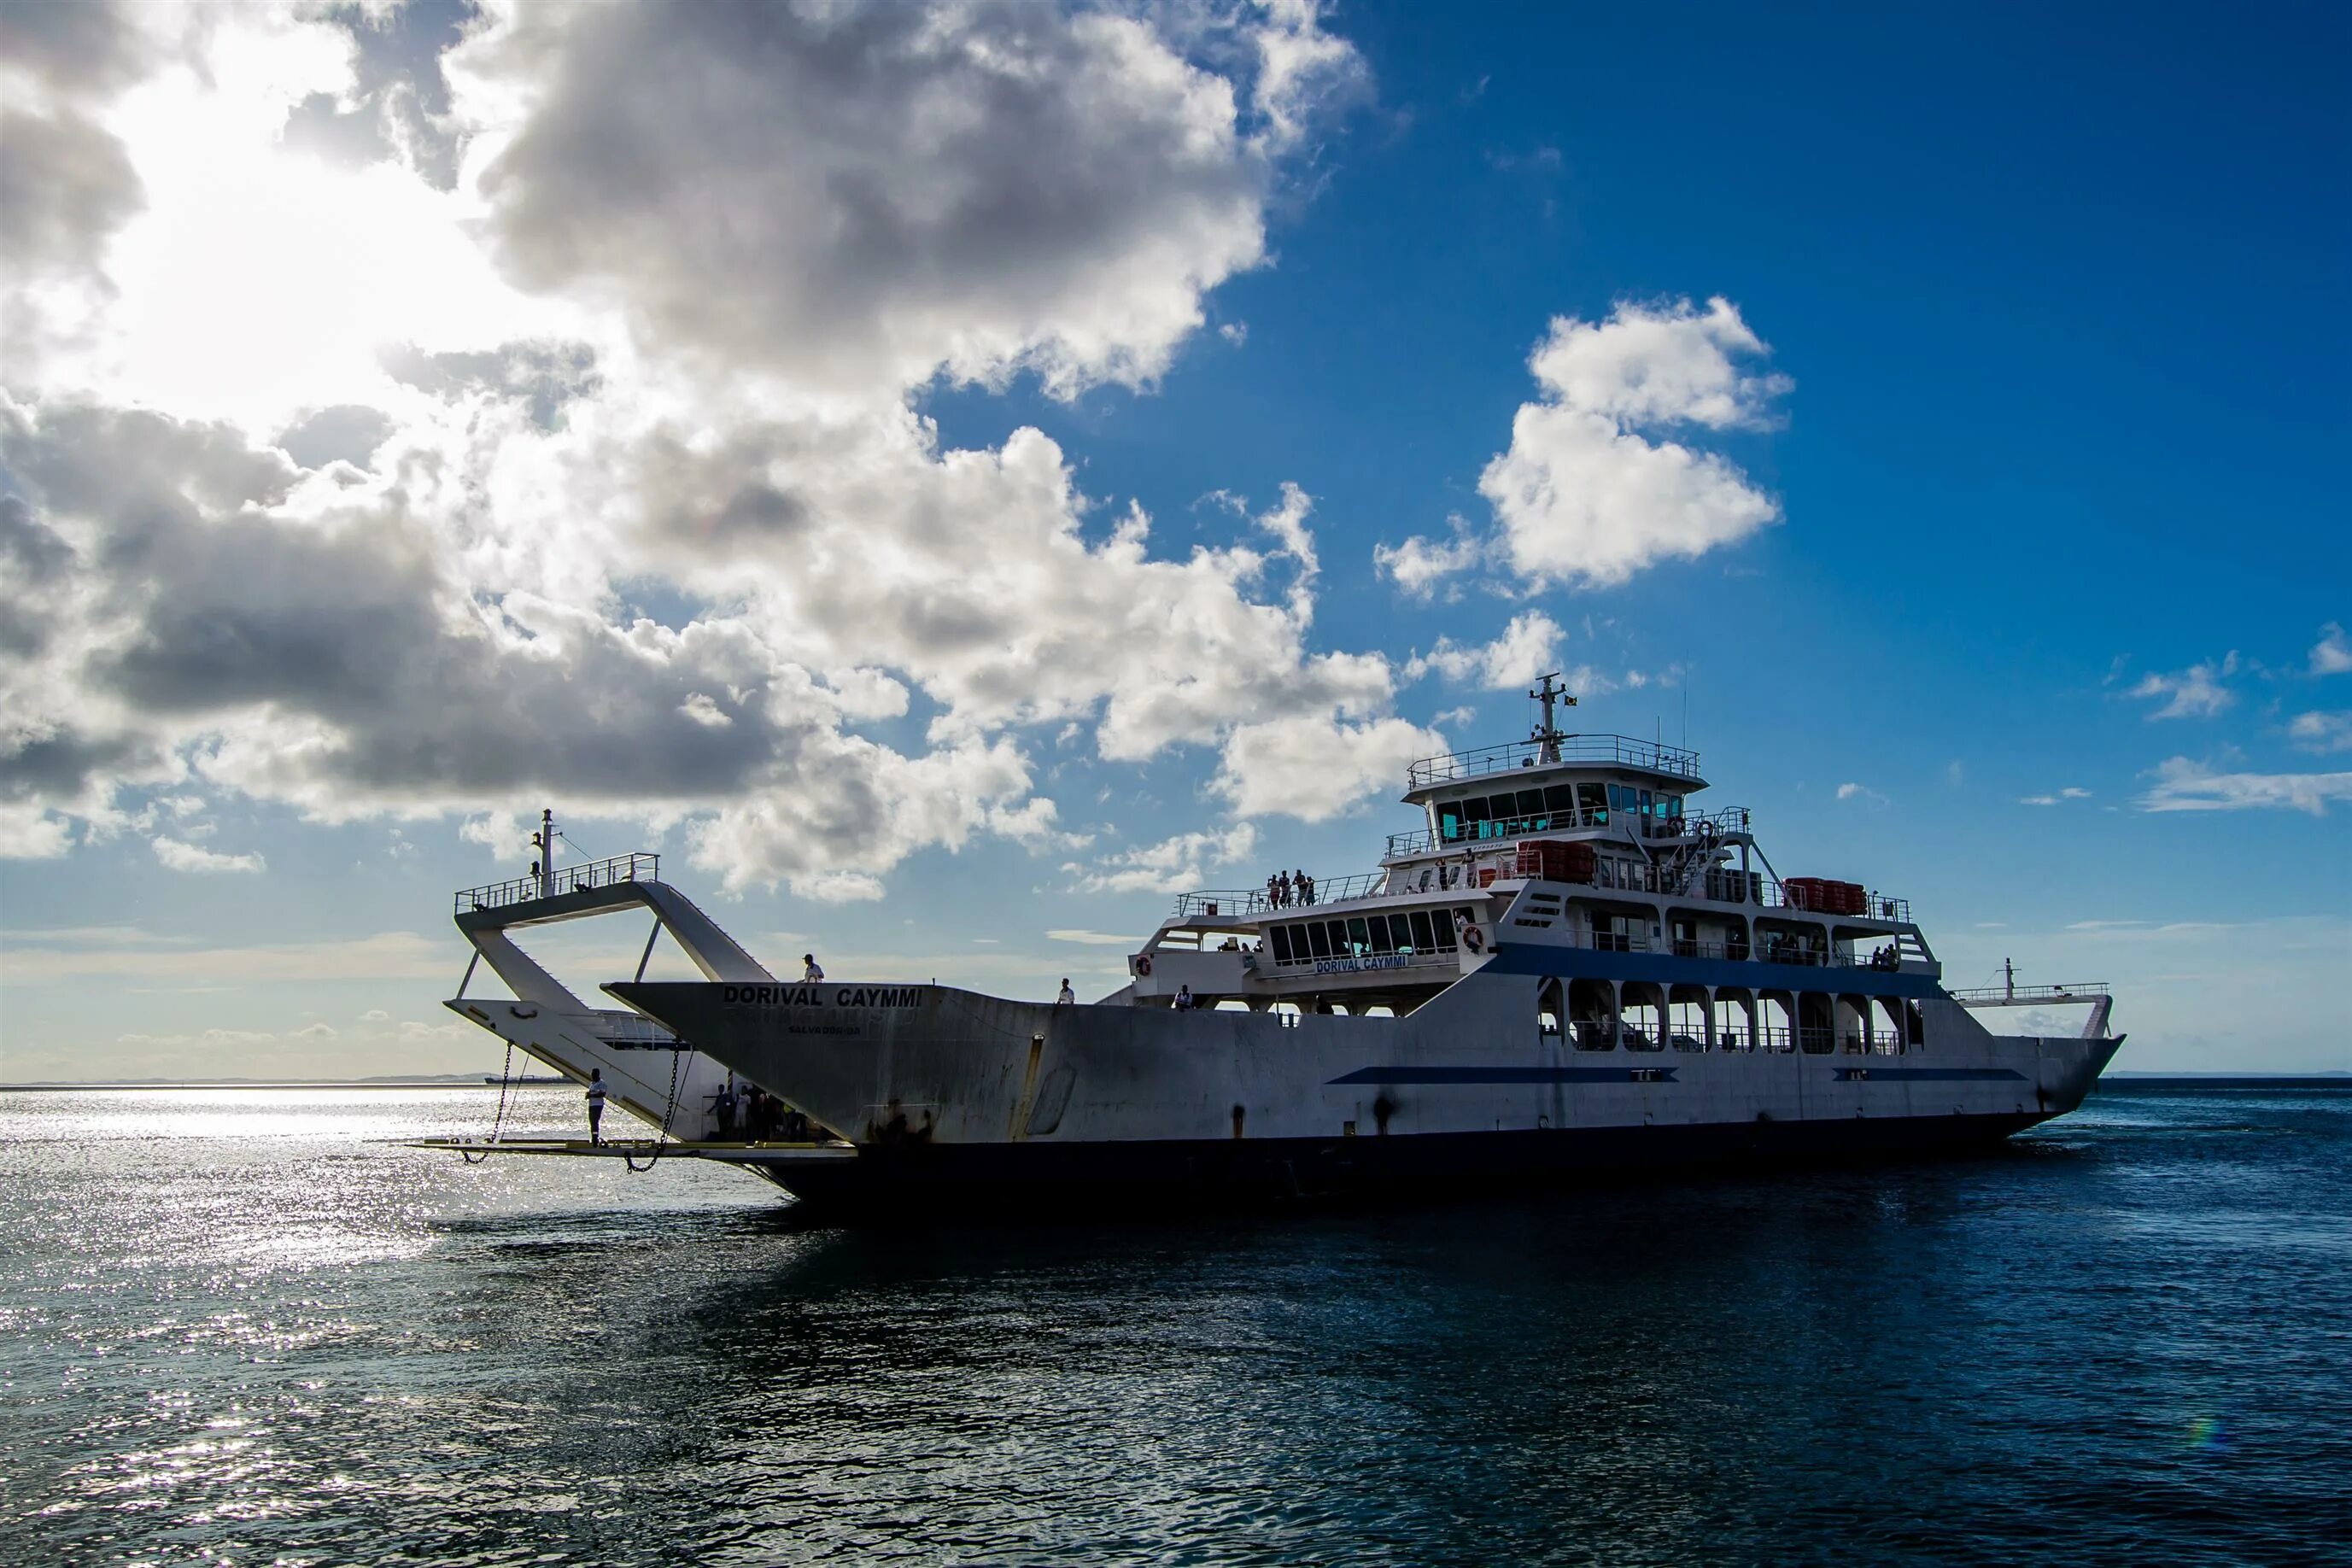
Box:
[2, 1, 2346, 1079]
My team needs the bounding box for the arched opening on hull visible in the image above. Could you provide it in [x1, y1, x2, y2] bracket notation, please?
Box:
[1713, 987, 1757, 1052]
[1569, 977, 1617, 1051]
[1668, 982, 1711, 1050]
[1621, 980, 1666, 1051]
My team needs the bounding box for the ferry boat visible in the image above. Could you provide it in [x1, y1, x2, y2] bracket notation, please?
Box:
[424, 679, 2122, 1213]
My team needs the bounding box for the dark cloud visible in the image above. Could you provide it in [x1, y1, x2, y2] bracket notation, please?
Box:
[276, 406, 395, 471]
[475, 0, 1267, 394]
[281, 1, 477, 190]
[1, 402, 298, 555]
[0, 495, 75, 586]
[379, 340, 600, 429]
[0, 107, 143, 277]
[0, 396, 1018, 859]
[0, 495, 77, 657]
[0, 723, 147, 803]
[0, 0, 151, 96]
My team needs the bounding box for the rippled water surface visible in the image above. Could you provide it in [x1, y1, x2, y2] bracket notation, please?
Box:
[3, 1084, 2347, 1565]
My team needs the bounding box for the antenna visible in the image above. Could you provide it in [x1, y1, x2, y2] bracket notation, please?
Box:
[1527, 671, 1577, 763]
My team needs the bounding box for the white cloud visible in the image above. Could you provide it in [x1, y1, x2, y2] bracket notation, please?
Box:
[1245, 0, 1370, 154]
[151, 834, 265, 874]
[1213, 713, 1445, 821]
[0, 3, 1420, 907]
[1044, 928, 1144, 945]
[1068, 823, 1258, 894]
[1405, 611, 1563, 689]
[461, 1, 1325, 400]
[2311, 623, 2352, 676]
[1, 803, 74, 858]
[1383, 298, 1787, 594]
[1372, 515, 1483, 599]
[0, 3, 1442, 915]
[2019, 787, 2093, 805]
[677, 692, 732, 728]
[2288, 711, 2352, 753]
[2127, 654, 2238, 719]
[2138, 757, 2352, 816]
[1835, 782, 1886, 804]
[1252, 481, 1318, 576]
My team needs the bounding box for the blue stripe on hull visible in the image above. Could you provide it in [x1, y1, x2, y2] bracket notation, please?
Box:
[1831, 1067, 2026, 1082]
[1326, 1065, 1681, 1085]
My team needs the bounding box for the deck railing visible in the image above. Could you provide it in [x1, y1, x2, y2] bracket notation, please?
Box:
[1406, 735, 1702, 788]
[1568, 930, 1922, 975]
[1384, 804, 1752, 860]
[1172, 872, 1386, 920]
[1949, 981, 2109, 1003]
[455, 851, 661, 916]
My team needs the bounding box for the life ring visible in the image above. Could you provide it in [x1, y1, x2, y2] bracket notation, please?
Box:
[1133, 952, 1152, 977]
[1463, 924, 1486, 954]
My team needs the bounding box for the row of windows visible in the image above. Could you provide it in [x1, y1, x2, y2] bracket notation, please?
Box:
[1267, 905, 1480, 965]
[1436, 782, 1684, 842]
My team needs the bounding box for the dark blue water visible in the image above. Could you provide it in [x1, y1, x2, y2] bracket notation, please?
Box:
[3, 1084, 2346, 1565]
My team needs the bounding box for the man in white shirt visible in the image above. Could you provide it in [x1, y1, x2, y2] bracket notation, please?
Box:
[1173, 984, 1194, 1010]
[802, 953, 824, 982]
[584, 1068, 608, 1145]
[1056, 979, 1075, 1005]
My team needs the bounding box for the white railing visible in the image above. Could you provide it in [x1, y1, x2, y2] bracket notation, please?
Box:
[455, 852, 661, 915]
[1406, 735, 1702, 788]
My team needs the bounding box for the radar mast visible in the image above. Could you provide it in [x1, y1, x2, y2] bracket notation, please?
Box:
[1528, 671, 1577, 764]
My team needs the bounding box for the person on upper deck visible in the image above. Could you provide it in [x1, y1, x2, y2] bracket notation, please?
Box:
[803, 953, 824, 982]
[1174, 984, 1195, 1010]
[1057, 978, 1075, 1005]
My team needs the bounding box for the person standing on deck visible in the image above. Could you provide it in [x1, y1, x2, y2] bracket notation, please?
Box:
[1057, 979, 1075, 1005]
[584, 1068, 608, 1145]
[803, 953, 824, 982]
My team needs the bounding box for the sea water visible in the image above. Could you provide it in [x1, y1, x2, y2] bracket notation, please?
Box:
[1, 1083, 2345, 1565]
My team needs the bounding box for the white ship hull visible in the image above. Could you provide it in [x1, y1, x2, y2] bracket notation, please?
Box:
[609, 962, 2121, 1213]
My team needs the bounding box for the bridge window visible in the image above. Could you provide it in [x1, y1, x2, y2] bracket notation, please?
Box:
[1305, 922, 1331, 960]
[1439, 804, 1462, 841]
[1545, 783, 1577, 815]
[1410, 910, 1437, 951]
[1270, 926, 1294, 963]
[1369, 916, 1395, 956]
[1463, 796, 1491, 831]
[1344, 917, 1371, 955]
[1579, 781, 1606, 824]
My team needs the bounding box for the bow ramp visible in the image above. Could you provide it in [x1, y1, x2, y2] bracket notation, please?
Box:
[430, 830, 844, 1168]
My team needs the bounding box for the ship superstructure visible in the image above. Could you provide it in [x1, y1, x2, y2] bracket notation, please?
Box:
[427, 687, 2124, 1213]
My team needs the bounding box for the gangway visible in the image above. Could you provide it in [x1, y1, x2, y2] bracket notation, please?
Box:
[429, 810, 837, 1182]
